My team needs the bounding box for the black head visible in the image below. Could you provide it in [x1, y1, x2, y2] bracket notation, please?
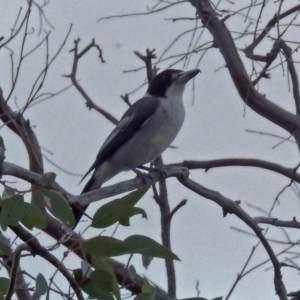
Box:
[147, 69, 200, 98]
[147, 69, 184, 98]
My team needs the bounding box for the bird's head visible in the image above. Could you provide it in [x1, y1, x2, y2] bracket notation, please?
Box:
[147, 69, 200, 98]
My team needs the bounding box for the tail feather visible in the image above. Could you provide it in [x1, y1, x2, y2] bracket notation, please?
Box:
[72, 161, 119, 229]
[72, 175, 97, 229]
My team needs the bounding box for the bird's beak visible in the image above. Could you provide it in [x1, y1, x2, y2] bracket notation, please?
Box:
[176, 69, 201, 85]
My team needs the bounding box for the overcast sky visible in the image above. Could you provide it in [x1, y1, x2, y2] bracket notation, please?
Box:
[1, 1, 300, 300]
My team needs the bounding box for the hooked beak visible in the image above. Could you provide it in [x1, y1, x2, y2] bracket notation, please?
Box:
[176, 69, 201, 85]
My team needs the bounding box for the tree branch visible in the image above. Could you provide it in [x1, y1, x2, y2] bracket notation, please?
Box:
[178, 176, 287, 300]
[190, 0, 300, 151]
[277, 39, 300, 114]
[67, 39, 118, 124]
[2, 161, 188, 209]
[9, 225, 84, 300]
[244, 4, 300, 54]
[0, 88, 43, 175]
[253, 217, 300, 229]
[170, 158, 300, 183]
[6, 244, 31, 300]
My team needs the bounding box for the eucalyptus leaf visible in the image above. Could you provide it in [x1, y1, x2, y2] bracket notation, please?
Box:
[21, 202, 47, 230]
[91, 185, 149, 228]
[36, 189, 74, 228]
[0, 195, 24, 229]
[36, 273, 47, 295]
[125, 235, 179, 260]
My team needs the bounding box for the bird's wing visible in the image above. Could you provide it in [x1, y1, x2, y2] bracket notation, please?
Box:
[81, 96, 160, 182]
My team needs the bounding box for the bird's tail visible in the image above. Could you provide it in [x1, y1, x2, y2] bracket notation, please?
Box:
[72, 175, 98, 229]
[72, 161, 120, 229]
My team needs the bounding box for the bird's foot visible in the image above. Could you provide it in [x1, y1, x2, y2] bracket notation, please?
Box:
[132, 168, 153, 184]
[137, 166, 167, 181]
[153, 166, 168, 180]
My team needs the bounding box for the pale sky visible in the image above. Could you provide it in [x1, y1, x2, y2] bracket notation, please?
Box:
[0, 1, 300, 299]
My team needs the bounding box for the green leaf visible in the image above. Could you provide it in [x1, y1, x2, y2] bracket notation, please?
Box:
[2, 187, 15, 200]
[180, 298, 208, 300]
[81, 236, 130, 257]
[89, 269, 113, 292]
[73, 269, 114, 300]
[134, 293, 156, 300]
[0, 239, 11, 256]
[0, 290, 4, 300]
[128, 265, 136, 280]
[125, 235, 179, 260]
[142, 255, 153, 269]
[136, 294, 164, 300]
[119, 207, 147, 226]
[91, 185, 150, 228]
[36, 189, 74, 228]
[21, 202, 47, 230]
[73, 268, 84, 283]
[81, 281, 114, 300]
[142, 278, 153, 293]
[39, 172, 56, 187]
[0, 195, 24, 229]
[0, 277, 9, 294]
[211, 297, 223, 300]
[36, 273, 47, 295]
[92, 258, 121, 300]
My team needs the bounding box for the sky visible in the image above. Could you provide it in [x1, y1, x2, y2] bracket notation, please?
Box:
[0, 1, 300, 299]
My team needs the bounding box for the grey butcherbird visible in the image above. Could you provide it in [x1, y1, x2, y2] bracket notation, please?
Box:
[73, 68, 200, 228]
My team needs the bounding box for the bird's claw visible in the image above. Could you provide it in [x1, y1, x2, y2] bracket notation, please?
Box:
[133, 168, 153, 184]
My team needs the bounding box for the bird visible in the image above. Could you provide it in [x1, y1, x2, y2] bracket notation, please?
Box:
[73, 68, 200, 228]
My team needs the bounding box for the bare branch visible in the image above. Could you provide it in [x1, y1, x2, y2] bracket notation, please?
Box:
[25, 24, 72, 108]
[244, 4, 300, 53]
[178, 176, 287, 299]
[134, 49, 156, 83]
[225, 242, 260, 300]
[170, 158, 300, 184]
[190, 0, 300, 154]
[97, 1, 187, 22]
[0, 1, 32, 49]
[67, 39, 119, 124]
[169, 199, 187, 220]
[253, 217, 300, 229]
[277, 39, 300, 114]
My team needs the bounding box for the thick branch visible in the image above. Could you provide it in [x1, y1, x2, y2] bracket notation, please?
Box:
[3, 161, 188, 209]
[0, 88, 43, 174]
[190, 0, 300, 144]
